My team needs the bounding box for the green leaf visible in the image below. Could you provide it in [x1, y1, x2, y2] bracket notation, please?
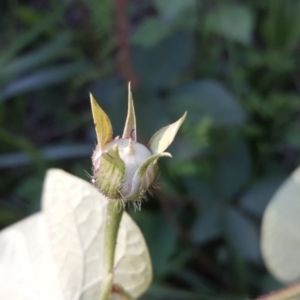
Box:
[154, 0, 196, 19]
[260, 274, 285, 295]
[224, 207, 260, 263]
[145, 284, 242, 300]
[240, 176, 285, 217]
[184, 176, 217, 205]
[286, 2, 300, 49]
[169, 80, 246, 126]
[191, 206, 222, 245]
[261, 165, 300, 283]
[0, 144, 93, 169]
[15, 176, 43, 205]
[0, 62, 90, 102]
[131, 17, 169, 48]
[215, 142, 251, 201]
[0, 7, 66, 68]
[154, 0, 197, 31]
[0, 33, 71, 80]
[132, 211, 177, 275]
[0, 169, 152, 299]
[204, 5, 254, 44]
[128, 89, 170, 138]
[145, 284, 208, 300]
[132, 32, 194, 90]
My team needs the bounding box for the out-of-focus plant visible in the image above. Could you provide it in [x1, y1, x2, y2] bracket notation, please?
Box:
[0, 85, 186, 300]
[0, 7, 91, 102]
[2, 0, 300, 299]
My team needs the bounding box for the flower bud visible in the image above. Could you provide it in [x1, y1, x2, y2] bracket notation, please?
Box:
[90, 83, 186, 204]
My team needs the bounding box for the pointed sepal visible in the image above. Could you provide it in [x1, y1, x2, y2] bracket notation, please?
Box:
[94, 144, 125, 199]
[127, 152, 171, 201]
[122, 82, 137, 141]
[148, 112, 187, 154]
[90, 93, 113, 149]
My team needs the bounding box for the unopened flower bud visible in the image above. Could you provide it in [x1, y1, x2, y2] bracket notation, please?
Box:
[90, 83, 186, 204]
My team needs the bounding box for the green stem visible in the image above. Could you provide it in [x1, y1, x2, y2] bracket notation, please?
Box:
[99, 200, 124, 300]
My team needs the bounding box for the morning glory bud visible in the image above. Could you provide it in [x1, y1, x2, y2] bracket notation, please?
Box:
[90, 83, 186, 205]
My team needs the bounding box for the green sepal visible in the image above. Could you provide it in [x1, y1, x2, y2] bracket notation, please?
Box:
[127, 152, 171, 201]
[122, 82, 137, 141]
[148, 112, 187, 154]
[90, 93, 113, 149]
[95, 144, 125, 199]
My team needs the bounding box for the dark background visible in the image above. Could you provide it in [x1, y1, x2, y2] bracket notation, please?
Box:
[1, 0, 300, 299]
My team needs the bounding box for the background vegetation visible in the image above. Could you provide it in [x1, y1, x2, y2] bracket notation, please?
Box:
[1, 0, 300, 298]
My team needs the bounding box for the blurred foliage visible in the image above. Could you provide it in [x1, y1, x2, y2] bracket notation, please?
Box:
[1, 0, 300, 299]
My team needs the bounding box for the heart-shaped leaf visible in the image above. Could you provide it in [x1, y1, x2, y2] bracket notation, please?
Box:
[0, 169, 152, 299]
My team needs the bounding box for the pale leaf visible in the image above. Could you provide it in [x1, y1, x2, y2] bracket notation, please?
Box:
[0, 169, 152, 299]
[0, 214, 64, 300]
[261, 165, 300, 283]
[114, 213, 152, 298]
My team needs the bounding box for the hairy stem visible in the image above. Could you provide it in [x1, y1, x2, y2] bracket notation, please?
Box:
[99, 201, 124, 300]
